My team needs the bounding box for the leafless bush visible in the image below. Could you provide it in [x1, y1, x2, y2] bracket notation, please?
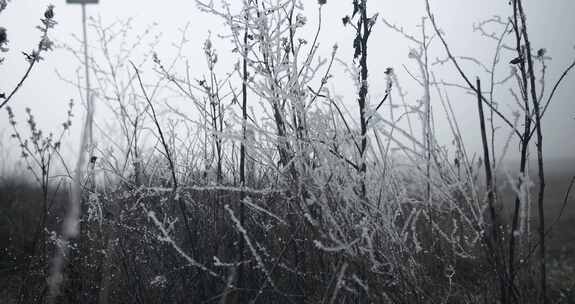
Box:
[2, 0, 574, 303]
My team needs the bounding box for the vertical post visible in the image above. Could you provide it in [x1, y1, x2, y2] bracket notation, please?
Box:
[82, 3, 93, 153]
[48, 2, 97, 300]
[81, 3, 97, 191]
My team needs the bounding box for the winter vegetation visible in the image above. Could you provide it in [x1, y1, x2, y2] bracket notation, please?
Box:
[1, 0, 575, 303]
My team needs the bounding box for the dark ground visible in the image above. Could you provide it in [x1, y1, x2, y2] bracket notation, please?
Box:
[499, 157, 575, 300]
[0, 158, 574, 302]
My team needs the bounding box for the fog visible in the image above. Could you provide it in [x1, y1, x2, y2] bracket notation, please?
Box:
[1, 0, 574, 167]
[1, 1, 575, 303]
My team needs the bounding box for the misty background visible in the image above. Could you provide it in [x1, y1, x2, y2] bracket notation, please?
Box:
[1, 1, 575, 303]
[1, 0, 574, 175]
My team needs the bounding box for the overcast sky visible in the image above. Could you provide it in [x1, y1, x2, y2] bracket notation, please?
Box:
[1, 0, 574, 173]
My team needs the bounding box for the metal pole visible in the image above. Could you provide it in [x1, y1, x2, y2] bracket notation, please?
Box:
[81, 3, 96, 191]
[82, 3, 93, 154]
[48, 3, 96, 300]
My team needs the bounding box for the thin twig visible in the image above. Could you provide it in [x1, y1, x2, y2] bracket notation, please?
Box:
[424, 0, 522, 139]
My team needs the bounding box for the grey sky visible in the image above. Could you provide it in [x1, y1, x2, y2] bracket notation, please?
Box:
[1, 0, 574, 170]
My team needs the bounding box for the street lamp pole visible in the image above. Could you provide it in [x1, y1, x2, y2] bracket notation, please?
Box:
[81, 3, 93, 155]
[47, 1, 99, 300]
[65, 0, 98, 238]
[68, 0, 98, 164]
